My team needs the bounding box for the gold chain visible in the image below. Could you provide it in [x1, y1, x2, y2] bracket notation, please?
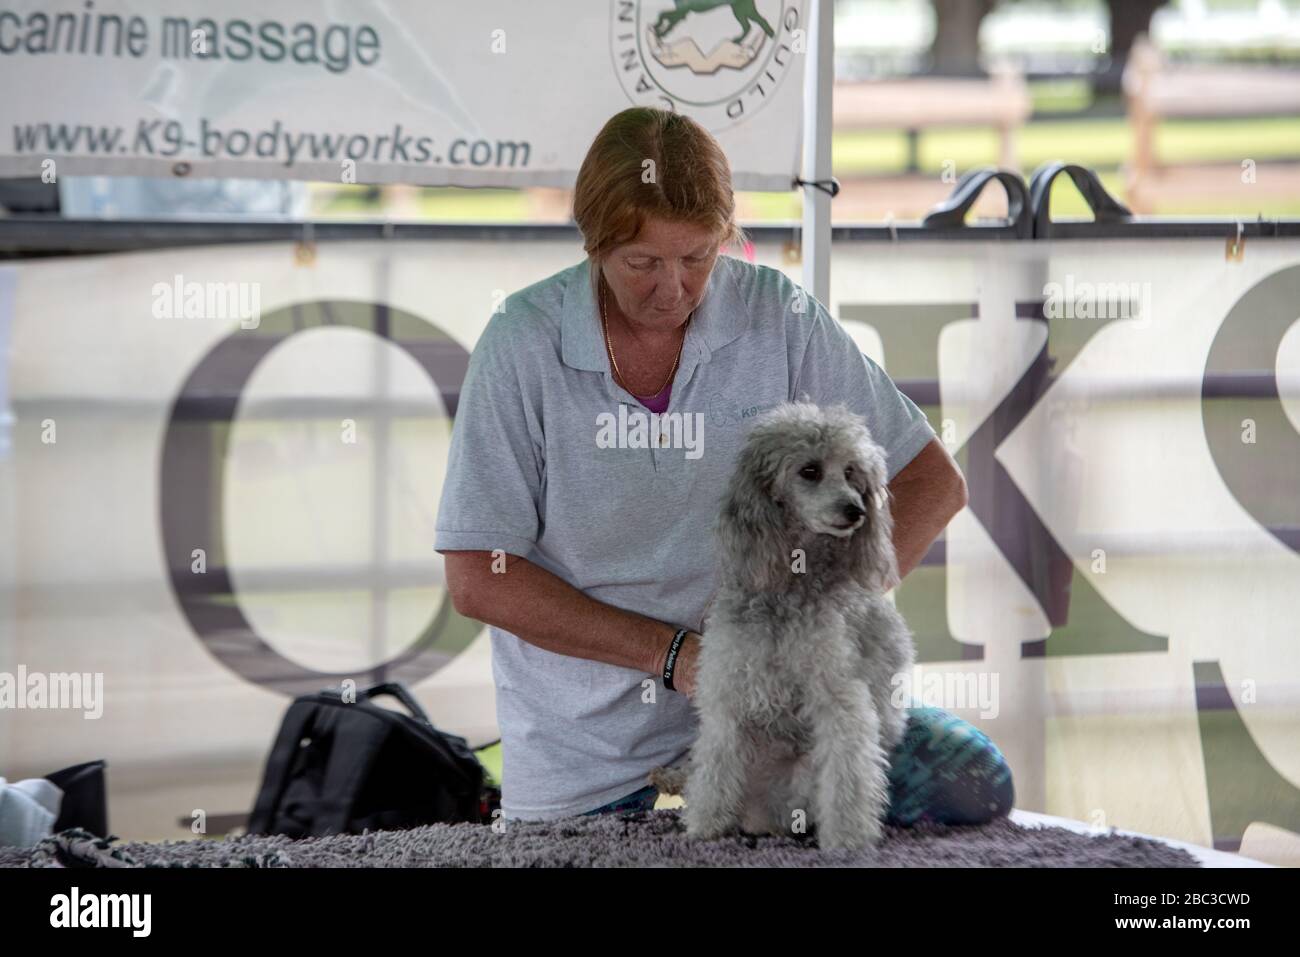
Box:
[601, 277, 690, 399]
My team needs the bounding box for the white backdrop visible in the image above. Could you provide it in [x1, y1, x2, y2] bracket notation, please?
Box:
[0, 236, 1298, 865]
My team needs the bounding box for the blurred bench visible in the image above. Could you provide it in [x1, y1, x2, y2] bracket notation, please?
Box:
[833, 67, 1032, 173]
[1123, 34, 1300, 211]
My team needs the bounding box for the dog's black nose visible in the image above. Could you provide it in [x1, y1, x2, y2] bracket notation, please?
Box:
[842, 502, 865, 523]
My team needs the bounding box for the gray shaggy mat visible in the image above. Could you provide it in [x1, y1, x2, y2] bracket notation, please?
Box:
[0, 809, 1200, 868]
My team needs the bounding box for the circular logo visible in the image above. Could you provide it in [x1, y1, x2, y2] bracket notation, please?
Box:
[610, 1, 801, 129]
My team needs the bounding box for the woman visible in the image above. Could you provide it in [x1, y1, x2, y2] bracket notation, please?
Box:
[436, 107, 1013, 826]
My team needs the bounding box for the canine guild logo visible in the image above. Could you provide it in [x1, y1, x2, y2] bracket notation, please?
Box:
[610, 1, 800, 127]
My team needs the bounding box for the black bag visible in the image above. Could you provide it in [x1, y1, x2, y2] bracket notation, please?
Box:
[44, 759, 109, 838]
[247, 681, 496, 837]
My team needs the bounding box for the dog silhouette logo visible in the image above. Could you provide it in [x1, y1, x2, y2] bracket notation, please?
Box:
[650, 1, 774, 74]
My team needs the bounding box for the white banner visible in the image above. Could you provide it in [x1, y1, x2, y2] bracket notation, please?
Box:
[0, 235, 1297, 865]
[0, 0, 807, 189]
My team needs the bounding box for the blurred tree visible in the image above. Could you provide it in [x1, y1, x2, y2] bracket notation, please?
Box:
[929, 0, 996, 76]
[1099, 0, 1168, 95]
[927, 0, 1169, 91]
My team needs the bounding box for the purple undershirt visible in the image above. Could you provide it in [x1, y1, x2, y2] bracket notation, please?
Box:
[634, 381, 672, 414]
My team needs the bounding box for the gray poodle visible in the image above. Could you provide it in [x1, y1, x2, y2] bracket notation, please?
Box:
[650, 401, 916, 850]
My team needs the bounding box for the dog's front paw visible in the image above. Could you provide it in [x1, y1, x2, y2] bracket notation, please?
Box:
[682, 802, 731, 841]
[816, 816, 883, 852]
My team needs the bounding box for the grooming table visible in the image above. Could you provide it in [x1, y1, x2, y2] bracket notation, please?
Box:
[1009, 810, 1272, 868]
[0, 807, 1269, 868]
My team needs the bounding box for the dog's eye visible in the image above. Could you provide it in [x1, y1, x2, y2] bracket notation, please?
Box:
[844, 466, 854, 481]
[799, 463, 822, 482]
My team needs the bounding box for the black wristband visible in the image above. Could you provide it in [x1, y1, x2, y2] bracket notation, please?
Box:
[662, 627, 690, 691]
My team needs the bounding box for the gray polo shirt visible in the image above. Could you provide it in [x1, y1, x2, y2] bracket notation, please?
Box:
[434, 253, 936, 820]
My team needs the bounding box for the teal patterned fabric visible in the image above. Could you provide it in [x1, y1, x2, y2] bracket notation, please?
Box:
[885, 706, 1015, 826]
[583, 784, 662, 816]
[584, 706, 1015, 825]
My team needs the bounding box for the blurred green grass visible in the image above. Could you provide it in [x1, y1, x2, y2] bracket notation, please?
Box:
[476, 740, 502, 786]
[834, 116, 1300, 176]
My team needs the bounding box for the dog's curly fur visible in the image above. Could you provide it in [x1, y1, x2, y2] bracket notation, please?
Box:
[649, 401, 916, 850]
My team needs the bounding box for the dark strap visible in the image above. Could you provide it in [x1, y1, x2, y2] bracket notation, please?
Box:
[361, 681, 434, 727]
[247, 702, 320, 834]
[662, 628, 689, 691]
[313, 711, 389, 835]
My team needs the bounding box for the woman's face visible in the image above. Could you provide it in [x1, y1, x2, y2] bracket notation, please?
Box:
[600, 218, 722, 335]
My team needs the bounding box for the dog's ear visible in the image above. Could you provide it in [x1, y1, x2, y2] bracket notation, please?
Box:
[715, 437, 794, 593]
[848, 460, 900, 594]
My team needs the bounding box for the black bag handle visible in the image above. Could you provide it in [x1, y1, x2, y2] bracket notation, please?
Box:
[921, 167, 1032, 239]
[359, 681, 435, 728]
[1028, 161, 1133, 238]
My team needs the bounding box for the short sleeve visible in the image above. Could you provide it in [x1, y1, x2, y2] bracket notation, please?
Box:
[434, 317, 544, 557]
[790, 297, 937, 482]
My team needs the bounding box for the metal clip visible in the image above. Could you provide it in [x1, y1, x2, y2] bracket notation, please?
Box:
[1226, 221, 1245, 262]
[295, 221, 317, 266]
[885, 211, 899, 243]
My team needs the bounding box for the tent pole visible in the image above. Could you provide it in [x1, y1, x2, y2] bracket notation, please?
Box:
[801, 0, 834, 305]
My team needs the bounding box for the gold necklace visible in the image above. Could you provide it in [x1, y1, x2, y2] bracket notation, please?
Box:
[601, 280, 690, 398]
